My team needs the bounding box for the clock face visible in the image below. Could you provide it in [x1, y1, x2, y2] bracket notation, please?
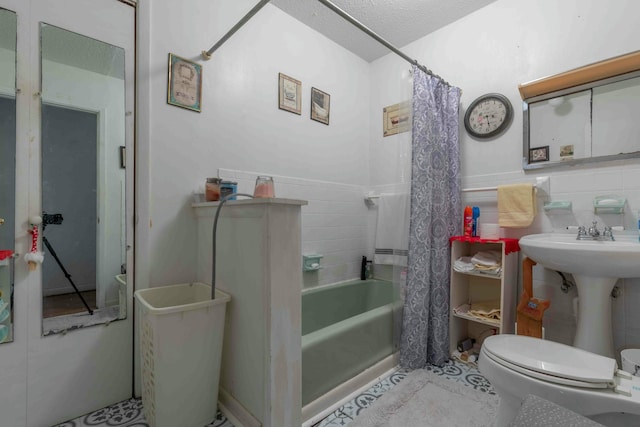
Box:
[464, 93, 513, 138]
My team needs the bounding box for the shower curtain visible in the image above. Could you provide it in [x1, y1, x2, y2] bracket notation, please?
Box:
[400, 66, 462, 368]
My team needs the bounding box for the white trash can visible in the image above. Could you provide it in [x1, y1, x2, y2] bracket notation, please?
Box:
[621, 349, 640, 376]
[134, 282, 230, 427]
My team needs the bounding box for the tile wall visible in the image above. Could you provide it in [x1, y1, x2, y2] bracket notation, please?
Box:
[462, 162, 640, 353]
[218, 169, 376, 288]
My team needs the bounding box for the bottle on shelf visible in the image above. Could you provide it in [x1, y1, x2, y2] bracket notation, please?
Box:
[463, 206, 473, 237]
[472, 207, 480, 237]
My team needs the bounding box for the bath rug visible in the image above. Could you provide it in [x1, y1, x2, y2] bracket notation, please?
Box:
[349, 369, 499, 427]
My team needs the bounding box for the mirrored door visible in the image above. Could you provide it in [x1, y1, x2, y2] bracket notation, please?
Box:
[0, 0, 135, 425]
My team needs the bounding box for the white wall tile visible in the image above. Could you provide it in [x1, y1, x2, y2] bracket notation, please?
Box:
[222, 168, 374, 288]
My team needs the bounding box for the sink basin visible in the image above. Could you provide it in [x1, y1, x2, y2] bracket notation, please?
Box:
[519, 233, 640, 278]
[519, 232, 640, 358]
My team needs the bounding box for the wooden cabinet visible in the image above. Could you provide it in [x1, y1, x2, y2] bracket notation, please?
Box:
[449, 237, 519, 360]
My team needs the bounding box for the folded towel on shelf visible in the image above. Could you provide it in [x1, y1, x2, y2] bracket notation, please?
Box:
[469, 300, 501, 320]
[453, 256, 475, 272]
[473, 264, 502, 276]
[471, 251, 502, 266]
[453, 303, 471, 315]
[374, 193, 410, 266]
[471, 251, 502, 275]
[498, 183, 537, 228]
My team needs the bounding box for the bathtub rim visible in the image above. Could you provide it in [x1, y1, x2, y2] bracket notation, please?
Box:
[302, 277, 392, 296]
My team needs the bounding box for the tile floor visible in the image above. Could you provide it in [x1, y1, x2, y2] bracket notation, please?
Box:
[314, 359, 495, 426]
[54, 359, 493, 427]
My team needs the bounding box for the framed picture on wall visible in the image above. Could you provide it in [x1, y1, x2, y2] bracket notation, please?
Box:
[278, 73, 302, 115]
[383, 101, 410, 136]
[167, 53, 202, 112]
[310, 87, 330, 125]
[529, 146, 549, 163]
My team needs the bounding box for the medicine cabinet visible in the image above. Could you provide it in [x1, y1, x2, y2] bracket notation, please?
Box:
[520, 50, 640, 170]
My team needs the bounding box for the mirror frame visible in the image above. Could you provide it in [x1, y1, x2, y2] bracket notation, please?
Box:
[520, 50, 640, 170]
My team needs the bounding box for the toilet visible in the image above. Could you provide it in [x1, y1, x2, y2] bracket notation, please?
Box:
[479, 334, 640, 427]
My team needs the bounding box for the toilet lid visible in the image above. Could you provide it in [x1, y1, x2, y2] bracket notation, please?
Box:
[483, 335, 617, 388]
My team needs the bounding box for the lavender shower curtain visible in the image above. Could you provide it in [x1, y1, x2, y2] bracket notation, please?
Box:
[400, 66, 462, 368]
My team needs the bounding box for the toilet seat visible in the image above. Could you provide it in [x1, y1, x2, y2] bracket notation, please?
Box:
[482, 335, 618, 389]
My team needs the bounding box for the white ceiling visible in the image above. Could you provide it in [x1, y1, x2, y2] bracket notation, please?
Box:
[271, 0, 498, 62]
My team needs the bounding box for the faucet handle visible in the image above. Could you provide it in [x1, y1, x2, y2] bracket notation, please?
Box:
[577, 226, 588, 239]
[603, 225, 615, 241]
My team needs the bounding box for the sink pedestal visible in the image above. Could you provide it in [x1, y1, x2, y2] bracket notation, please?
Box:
[519, 232, 640, 360]
[573, 275, 616, 358]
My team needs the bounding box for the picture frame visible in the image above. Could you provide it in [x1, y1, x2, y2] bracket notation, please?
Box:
[383, 101, 410, 136]
[310, 87, 330, 125]
[560, 144, 574, 161]
[278, 73, 301, 115]
[529, 146, 550, 163]
[167, 53, 202, 112]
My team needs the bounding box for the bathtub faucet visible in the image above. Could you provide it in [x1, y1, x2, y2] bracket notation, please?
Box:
[360, 256, 372, 280]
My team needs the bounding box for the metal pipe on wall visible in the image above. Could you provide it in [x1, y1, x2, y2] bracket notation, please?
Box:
[201, 0, 272, 60]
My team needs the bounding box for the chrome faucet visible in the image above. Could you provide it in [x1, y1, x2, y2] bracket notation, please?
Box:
[602, 226, 615, 241]
[576, 226, 588, 240]
[575, 221, 615, 241]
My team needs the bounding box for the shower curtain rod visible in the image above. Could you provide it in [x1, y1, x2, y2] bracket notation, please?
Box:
[201, 0, 451, 86]
[315, 0, 450, 86]
[202, 0, 272, 60]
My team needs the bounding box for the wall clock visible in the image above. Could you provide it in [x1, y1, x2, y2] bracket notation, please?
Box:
[464, 93, 513, 139]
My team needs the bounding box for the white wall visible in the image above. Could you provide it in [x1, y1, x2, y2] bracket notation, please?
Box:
[140, 1, 372, 288]
[370, 0, 640, 352]
[368, 56, 414, 187]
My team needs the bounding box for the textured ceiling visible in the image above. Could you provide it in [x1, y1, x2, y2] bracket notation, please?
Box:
[271, 0, 497, 62]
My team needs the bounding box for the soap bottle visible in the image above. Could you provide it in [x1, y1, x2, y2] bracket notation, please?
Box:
[472, 207, 480, 237]
[463, 206, 473, 237]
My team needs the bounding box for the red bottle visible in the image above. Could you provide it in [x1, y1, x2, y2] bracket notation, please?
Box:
[463, 206, 473, 237]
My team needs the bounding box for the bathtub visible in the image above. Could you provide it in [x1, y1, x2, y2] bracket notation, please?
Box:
[302, 278, 398, 407]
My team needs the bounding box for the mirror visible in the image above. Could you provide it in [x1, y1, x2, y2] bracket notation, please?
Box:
[521, 51, 640, 169]
[0, 7, 17, 344]
[40, 23, 127, 335]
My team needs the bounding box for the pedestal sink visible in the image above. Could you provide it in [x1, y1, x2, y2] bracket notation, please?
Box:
[519, 233, 640, 358]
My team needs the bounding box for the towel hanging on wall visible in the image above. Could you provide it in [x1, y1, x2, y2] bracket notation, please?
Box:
[374, 193, 409, 266]
[498, 183, 537, 228]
